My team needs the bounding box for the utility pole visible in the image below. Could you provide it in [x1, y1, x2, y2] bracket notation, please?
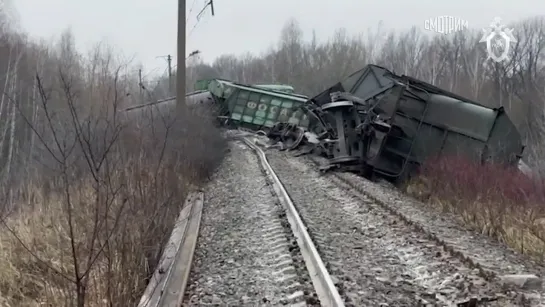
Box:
[158, 55, 173, 95]
[176, 0, 186, 114]
[178, 0, 214, 113]
[138, 69, 143, 102]
[167, 55, 172, 95]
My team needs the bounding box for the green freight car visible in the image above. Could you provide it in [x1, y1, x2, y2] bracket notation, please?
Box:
[205, 79, 310, 130]
[252, 84, 295, 94]
[195, 79, 296, 95]
[123, 78, 310, 130]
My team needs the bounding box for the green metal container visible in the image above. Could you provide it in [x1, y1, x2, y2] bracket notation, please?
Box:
[194, 78, 310, 129]
[223, 82, 310, 129]
[194, 78, 233, 93]
[207, 79, 237, 99]
[252, 84, 295, 94]
[194, 79, 211, 91]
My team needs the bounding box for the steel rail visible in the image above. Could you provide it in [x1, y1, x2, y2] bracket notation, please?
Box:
[138, 191, 204, 307]
[242, 137, 345, 307]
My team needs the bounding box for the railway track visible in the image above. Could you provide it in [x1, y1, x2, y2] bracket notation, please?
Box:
[141, 134, 344, 307]
[137, 191, 203, 307]
[182, 139, 343, 306]
[139, 132, 541, 307]
[260, 138, 537, 307]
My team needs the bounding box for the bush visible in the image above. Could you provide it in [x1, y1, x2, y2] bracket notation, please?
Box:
[408, 155, 545, 261]
[0, 41, 227, 306]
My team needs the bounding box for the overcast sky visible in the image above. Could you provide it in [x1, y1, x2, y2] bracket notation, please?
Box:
[13, 0, 545, 76]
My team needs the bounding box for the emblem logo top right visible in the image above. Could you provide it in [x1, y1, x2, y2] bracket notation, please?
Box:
[479, 17, 517, 63]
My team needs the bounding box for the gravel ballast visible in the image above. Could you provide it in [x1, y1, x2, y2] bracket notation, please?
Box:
[266, 149, 529, 306]
[183, 142, 315, 306]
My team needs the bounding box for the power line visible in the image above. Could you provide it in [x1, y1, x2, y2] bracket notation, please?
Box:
[188, 22, 199, 38]
[187, 0, 215, 38]
[186, 0, 198, 25]
[196, 0, 214, 20]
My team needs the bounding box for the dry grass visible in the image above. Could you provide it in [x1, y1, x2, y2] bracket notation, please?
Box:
[0, 96, 227, 306]
[0, 182, 123, 307]
[407, 155, 545, 262]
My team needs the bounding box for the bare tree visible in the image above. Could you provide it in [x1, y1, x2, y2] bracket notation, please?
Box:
[0, 11, 227, 307]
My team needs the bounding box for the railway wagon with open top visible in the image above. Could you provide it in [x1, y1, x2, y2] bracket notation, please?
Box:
[206, 79, 310, 130]
[121, 79, 309, 130]
[304, 64, 524, 183]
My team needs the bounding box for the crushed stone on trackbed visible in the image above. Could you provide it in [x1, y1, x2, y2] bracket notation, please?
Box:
[182, 142, 315, 307]
[308, 152, 545, 305]
[266, 148, 532, 307]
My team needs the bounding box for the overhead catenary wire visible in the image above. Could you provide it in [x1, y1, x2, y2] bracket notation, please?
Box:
[196, 0, 214, 20]
[187, 0, 215, 38]
[186, 0, 198, 25]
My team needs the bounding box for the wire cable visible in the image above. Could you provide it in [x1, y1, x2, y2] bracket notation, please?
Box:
[186, 0, 198, 25]
[187, 0, 213, 38]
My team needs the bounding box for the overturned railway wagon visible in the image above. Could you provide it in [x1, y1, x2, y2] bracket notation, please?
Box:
[301, 64, 524, 183]
[121, 79, 310, 131]
[205, 79, 310, 130]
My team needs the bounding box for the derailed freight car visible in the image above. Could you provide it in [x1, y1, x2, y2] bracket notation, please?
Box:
[206, 79, 310, 130]
[295, 64, 524, 183]
[120, 79, 310, 131]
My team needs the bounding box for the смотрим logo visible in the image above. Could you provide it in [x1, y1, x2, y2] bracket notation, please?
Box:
[424, 16, 469, 35]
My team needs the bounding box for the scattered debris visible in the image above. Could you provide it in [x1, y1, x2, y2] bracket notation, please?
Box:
[266, 123, 305, 151]
[500, 274, 542, 291]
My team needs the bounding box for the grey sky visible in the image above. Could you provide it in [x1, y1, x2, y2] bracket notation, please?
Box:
[14, 0, 544, 76]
